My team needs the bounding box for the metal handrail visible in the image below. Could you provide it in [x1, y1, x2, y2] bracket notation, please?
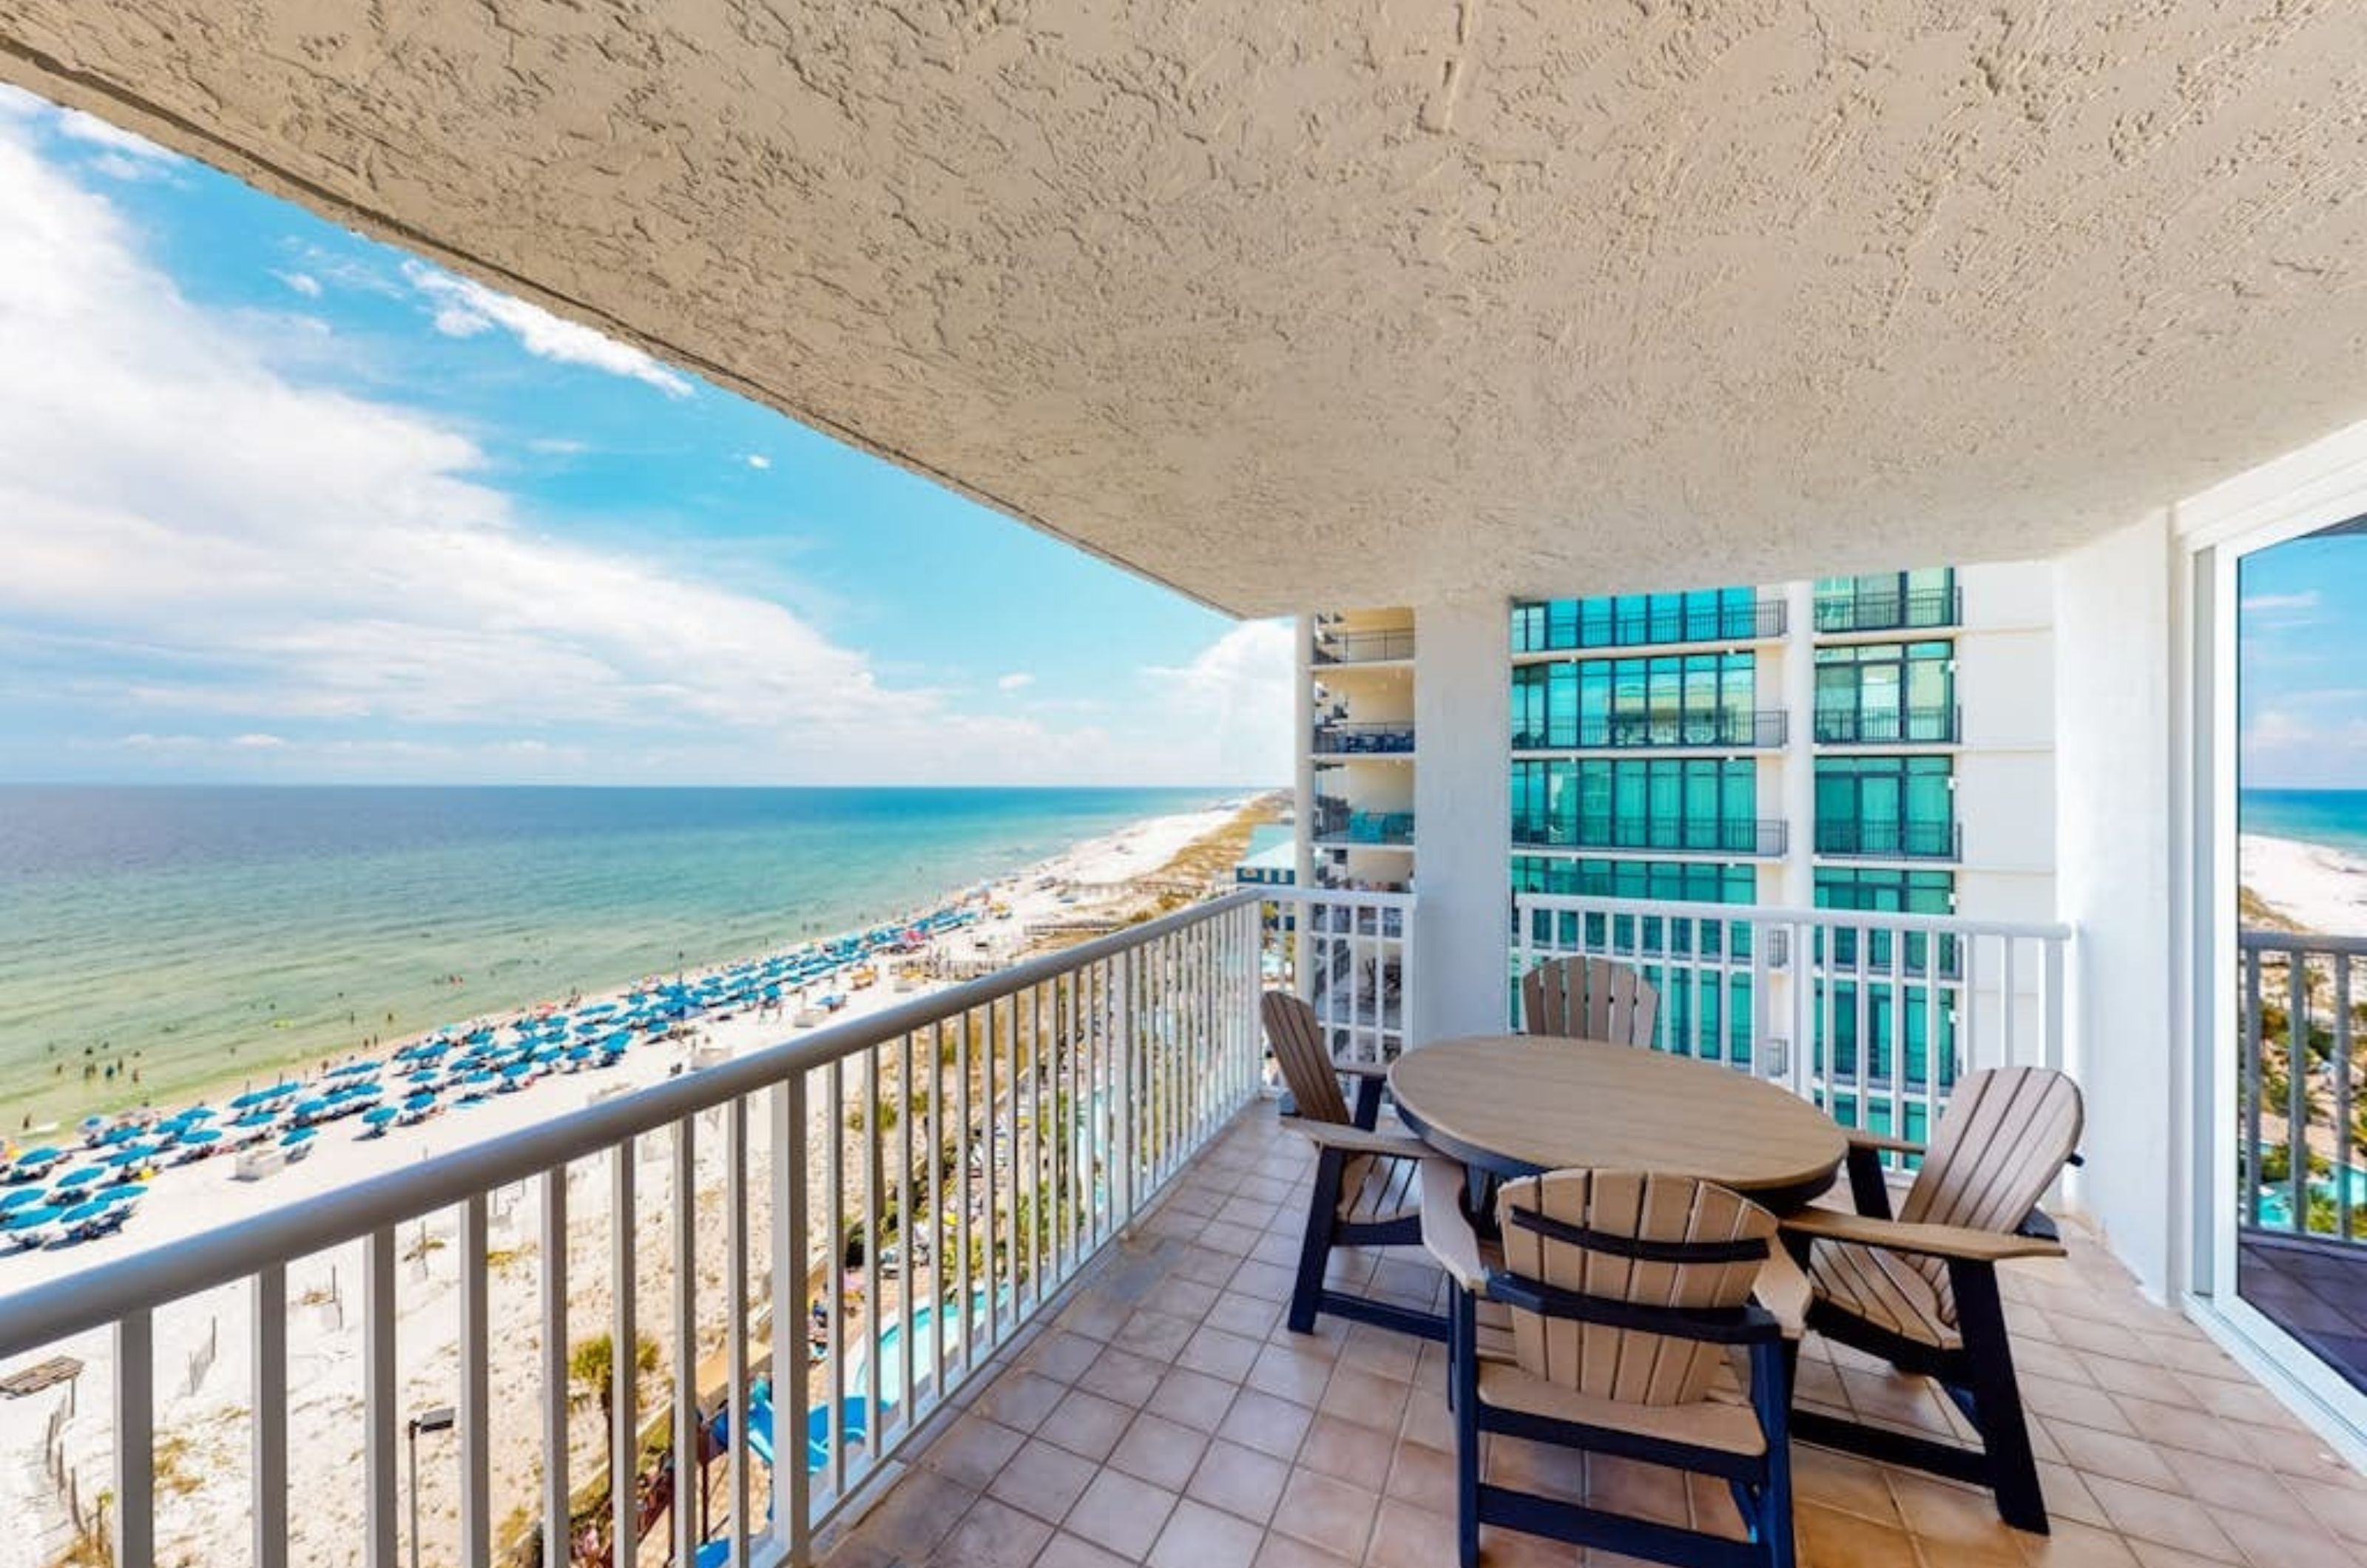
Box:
[1512, 710, 1789, 751]
[0, 890, 1266, 1359]
[1516, 891, 2070, 942]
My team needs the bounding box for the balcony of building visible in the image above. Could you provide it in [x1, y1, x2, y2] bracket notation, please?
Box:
[16, 888, 2367, 1568]
[1512, 595, 1789, 656]
[1309, 722, 1416, 758]
[1812, 820, 1964, 863]
[1811, 706, 1962, 747]
[13, 7, 2367, 1563]
[1512, 709, 1789, 753]
[1513, 817, 1791, 859]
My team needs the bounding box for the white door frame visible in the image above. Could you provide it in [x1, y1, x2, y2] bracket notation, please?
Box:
[2172, 424, 2367, 1466]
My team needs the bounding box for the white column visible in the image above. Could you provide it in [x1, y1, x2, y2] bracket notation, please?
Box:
[1412, 596, 1513, 1044]
[2053, 513, 2175, 1295]
[1779, 579, 1817, 907]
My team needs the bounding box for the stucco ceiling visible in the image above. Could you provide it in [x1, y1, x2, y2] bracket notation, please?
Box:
[6, 3, 2367, 615]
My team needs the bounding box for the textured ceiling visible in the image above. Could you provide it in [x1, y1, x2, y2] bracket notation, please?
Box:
[7, 3, 2367, 615]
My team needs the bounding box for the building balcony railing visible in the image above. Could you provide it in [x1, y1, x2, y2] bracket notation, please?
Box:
[1813, 586, 1963, 634]
[1513, 596, 1786, 653]
[1310, 720, 1415, 754]
[2239, 930, 2367, 1251]
[0, 886, 1413, 1568]
[1314, 810, 1415, 846]
[1813, 705, 1962, 745]
[1814, 819, 1962, 861]
[1311, 629, 1414, 664]
[1511, 891, 2070, 1150]
[1512, 709, 1788, 751]
[1512, 817, 1789, 857]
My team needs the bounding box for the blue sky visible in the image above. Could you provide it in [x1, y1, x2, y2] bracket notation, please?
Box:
[2241, 527, 2367, 791]
[0, 87, 1291, 787]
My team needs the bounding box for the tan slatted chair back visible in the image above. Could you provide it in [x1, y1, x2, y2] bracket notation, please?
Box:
[1521, 957, 1659, 1047]
[1493, 1171, 1775, 1408]
[1898, 1067, 2084, 1321]
[1263, 990, 1351, 1126]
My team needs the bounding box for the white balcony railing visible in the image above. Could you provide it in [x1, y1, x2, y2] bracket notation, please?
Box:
[1513, 894, 2072, 1149]
[0, 885, 1410, 1568]
[2240, 930, 2367, 1248]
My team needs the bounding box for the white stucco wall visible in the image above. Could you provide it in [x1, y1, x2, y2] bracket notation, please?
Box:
[2053, 510, 2176, 1294]
[1411, 598, 1512, 1044]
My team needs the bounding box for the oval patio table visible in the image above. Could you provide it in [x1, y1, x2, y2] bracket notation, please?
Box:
[1388, 1035, 1848, 1213]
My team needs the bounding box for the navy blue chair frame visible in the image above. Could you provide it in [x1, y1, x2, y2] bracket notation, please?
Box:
[1445, 1217, 1797, 1568]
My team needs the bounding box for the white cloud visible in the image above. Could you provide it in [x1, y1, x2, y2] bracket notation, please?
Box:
[402, 260, 695, 399]
[0, 122, 1115, 783]
[746, 453, 772, 470]
[1138, 620, 1294, 784]
[527, 437, 590, 456]
[275, 271, 323, 299]
[0, 84, 40, 120]
[996, 672, 1036, 692]
[2242, 590, 2320, 613]
[55, 109, 178, 164]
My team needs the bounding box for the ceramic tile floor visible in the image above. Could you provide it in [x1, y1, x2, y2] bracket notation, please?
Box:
[817, 1110, 2367, 1568]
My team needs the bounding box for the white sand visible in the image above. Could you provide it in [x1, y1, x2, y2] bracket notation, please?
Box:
[2242, 832, 2367, 936]
[0, 800, 1249, 1568]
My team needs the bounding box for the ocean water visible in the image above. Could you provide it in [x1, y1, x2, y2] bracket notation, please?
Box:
[2241, 789, 2367, 856]
[0, 785, 1220, 1129]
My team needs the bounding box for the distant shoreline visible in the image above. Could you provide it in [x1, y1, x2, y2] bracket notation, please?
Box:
[2240, 831, 2367, 936]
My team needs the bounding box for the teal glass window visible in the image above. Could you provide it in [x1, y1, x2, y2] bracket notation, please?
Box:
[1513, 757, 1762, 852]
[1814, 641, 1955, 743]
[1814, 756, 1955, 858]
[1510, 654, 1760, 748]
[1511, 587, 1768, 652]
[1811, 567, 1957, 633]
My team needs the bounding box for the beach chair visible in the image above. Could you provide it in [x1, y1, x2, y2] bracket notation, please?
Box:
[1262, 992, 1440, 1340]
[1520, 956, 1658, 1047]
[1424, 1162, 1795, 1568]
[1780, 1066, 2084, 1531]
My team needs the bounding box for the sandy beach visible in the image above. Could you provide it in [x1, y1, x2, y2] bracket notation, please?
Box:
[2241, 832, 2367, 936]
[0, 798, 1261, 1568]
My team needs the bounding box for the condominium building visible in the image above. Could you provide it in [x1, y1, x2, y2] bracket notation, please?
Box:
[1294, 563, 2056, 1137]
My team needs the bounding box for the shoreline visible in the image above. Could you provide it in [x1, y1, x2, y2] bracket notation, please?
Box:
[2240, 831, 2367, 936]
[0, 795, 1274, 1568]
[0, 799, 1252, 1291]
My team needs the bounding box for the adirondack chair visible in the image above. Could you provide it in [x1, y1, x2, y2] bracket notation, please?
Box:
[1262, 992, 1440, 1341]
[1780, 1065, 2084, 1532]
[1425, 1163, 1795, 1568]
[1521, 956, 1659, 1047]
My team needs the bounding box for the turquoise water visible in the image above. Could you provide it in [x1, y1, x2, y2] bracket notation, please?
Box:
[2242, 789, 2367, 856]
[0, 785, 1220, 1128]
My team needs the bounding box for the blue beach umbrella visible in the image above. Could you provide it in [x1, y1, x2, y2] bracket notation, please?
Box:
[53, 1166, 107, 1190]
[59, 1197, 118, 1225]
[328, 1060, 380, 1078]
[99, 1183, 145, 1206]
[4, 1206, 61, 1231]
[281, 1126, 317, 1148]
[180, 1128, 222, 1146]
[230, 1109, 277, 1129]
[362, 1106, 399, 1127]
[102, 1145, 155, 1167]
[404, 1092, 437, 1110]
[0, 1189, 47, 1212]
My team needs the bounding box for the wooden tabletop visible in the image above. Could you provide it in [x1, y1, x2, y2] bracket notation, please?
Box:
[1388, 1035, 1847, 1212]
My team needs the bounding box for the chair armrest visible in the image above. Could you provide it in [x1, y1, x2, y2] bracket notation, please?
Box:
[1418, 1158, 1488, 1290]
[1848, 1129, 1925, 1158]
[1280, 1117, 1431, 1161]
[1781, 1206, 2066, 1263]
